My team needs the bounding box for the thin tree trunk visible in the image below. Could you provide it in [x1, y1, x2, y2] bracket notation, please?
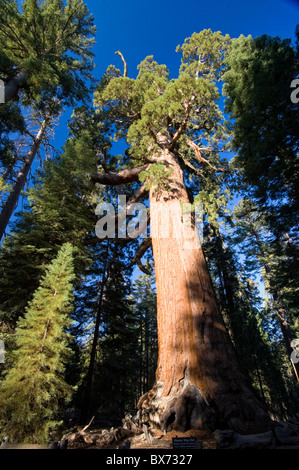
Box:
[252, 229, 299, 383]
[80, 241, 110, 424]
[0, 119, 48, 241]
[137, 146, 271, 434]
[139, 313, 144, 397]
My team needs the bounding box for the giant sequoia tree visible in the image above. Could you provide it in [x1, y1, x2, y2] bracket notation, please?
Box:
[91, 30, 271, 433]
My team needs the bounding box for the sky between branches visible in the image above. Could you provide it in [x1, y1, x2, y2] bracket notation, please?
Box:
[49, 0, 299, 149]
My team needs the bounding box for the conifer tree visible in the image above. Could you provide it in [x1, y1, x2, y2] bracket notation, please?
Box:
[203, 222, 294, 418]
[0, 0, 96, 236]
[0, 127, 99, 365]
[132, 264, 157, 398]
[92, 254, 139, 416]
[75, 236, 141, 421]
[231, 198, 299, 383]
[91, 30, 271, 433]
[0, 0, 96, 105]
[222, 31, 299, 229]
[0, 243, 75, 444]
[0, 111, 52, 241]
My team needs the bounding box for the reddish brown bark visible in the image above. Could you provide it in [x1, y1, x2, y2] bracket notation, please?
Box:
[137, 147, 271, 434]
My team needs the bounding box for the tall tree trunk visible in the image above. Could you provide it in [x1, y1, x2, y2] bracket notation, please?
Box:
[80, 241, 110, 424]
[252, 230, 299, 383]
[138, 147, 271, 434]
[0, 119, 48, 241]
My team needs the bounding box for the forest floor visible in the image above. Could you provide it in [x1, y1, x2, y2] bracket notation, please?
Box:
[128, 428, 216, 449]
[2, 416, 299, 450]
[59, 424, 217, 450]
[59, 422, 299, 450]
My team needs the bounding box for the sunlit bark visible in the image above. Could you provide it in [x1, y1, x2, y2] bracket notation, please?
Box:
[138, 148, 271, 434]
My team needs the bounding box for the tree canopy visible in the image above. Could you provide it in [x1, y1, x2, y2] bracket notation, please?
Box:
[0, 9, 298, 444]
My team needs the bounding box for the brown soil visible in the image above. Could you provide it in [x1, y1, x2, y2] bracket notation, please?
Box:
[129, 428, 216, 449]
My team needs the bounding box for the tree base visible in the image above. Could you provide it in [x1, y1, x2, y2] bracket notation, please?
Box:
[137, 380, 272, 435]
[138, 381, 219, 433]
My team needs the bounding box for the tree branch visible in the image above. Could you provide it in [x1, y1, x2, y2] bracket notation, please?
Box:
[115, 50, 128, 78]
[4, 70, 28, 102]
[84, 184, 148, 247]
[186, 139, 224, 172]
[92, 164, 149, 186]
[130, 236, 152, 274]
[168, 104, 191, 151]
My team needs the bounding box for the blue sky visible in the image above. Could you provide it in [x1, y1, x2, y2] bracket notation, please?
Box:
[76, 0, 297, 285]
[53, 0, 299, 145]
[90, 0, 299, 80]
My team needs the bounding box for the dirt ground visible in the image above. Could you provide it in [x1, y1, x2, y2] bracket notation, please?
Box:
[128, 428, 216, 449]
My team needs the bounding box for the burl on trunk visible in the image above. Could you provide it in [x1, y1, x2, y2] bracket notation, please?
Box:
[137, 148, 271, 434]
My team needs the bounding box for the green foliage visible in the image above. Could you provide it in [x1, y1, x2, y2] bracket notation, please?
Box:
[0, 0, 96, 105]
[0, 101, 25, 166]
[231, 198, 299, 337]
[177, 29, 230, 80]
[203, 223, 296, 417]
[0, 243, 75, 443]
[0, 129, 99, 329]
[139, 163, 173, 192]
[131, 264, 157, 397]
[223, 33, 299, 224]
[94, 30, 231, 177]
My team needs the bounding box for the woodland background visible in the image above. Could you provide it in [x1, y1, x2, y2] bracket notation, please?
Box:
[0, 0, 298, 444]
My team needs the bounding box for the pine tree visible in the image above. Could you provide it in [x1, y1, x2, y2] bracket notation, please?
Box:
[222, 31, 299, 230]
[0, 128, 99, 332]
[231, 198, 299, 383]
[0, 243, 75, 444]
[0, 112, 52, 241]
[203, 222, 294, 419]
[93, 254, 139, 416]
[0, 0, 96, 105]
[75, 237, 140, 421]
[0, 0, 96, 236]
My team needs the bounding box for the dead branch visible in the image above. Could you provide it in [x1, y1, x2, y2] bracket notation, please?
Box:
[186, 139, 224, 172]
[115, 50, 128, 78]
[82, 416, 95, 433]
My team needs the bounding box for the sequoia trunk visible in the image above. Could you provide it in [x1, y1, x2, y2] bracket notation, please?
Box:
[138, 148, 271, 434]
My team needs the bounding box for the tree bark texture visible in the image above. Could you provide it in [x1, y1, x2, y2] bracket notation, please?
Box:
[0, 119, 48, 241]
[137, 147, 271, 434]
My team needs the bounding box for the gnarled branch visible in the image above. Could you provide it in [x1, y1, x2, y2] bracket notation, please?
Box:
[92, 164, 149, 186]
[84, 184, 148, 246]
[187, 139, 224, 172]
[115, 50, 128, 78]
[130, 236, 152, 275]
